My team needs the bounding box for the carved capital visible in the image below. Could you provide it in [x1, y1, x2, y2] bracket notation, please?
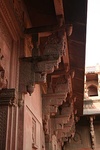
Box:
[0, 88, 16, 106]
[19, 56, 61, 95]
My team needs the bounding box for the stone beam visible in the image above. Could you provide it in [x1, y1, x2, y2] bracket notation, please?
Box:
[24, 15, 63, 34]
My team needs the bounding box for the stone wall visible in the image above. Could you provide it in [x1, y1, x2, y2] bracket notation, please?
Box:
[0, 1, 45, 150]
[24, 84, 44, 150]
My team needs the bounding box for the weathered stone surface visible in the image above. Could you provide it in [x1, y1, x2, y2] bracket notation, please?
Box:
[35, 58, 61, 74]
[42, 78, 70, 115]
[35, 73, 47, 83]
[0, 88, 16, 105]
[44, 32, 67, 57]
[0, 106, 8, 150]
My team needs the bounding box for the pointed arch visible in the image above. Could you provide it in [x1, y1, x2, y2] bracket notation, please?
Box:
[88, 84, 98, 96]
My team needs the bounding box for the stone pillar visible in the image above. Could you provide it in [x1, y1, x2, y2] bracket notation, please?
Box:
[17, 104, 24, 150]
[98, 73, 100, 96]
[90, 116, 95, 150]
[45, 134, 52, 150]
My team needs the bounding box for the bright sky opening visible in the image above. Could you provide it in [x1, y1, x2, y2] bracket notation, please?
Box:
[86, 0, 100, 67]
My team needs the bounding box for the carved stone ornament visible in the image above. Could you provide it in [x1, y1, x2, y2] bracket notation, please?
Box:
[35, 58, 61, 74]
[51, 102, 75, 142]
[43, 114, 50, 135]
[19, 30, 67, 95]
[19, 56, 61, 94]
[55, 107, 73, 129]
[0, 88, 16, 106]
[90, 116, 95, 150]
[26, 84, 34, 96]
[73, 132, 81, 143]
[44, 31, 67, 57]
[42, 93, 67, 116]
[0, 69, 7, 90]
[42, 75, 70, 115]
[35, 73, 47, 83]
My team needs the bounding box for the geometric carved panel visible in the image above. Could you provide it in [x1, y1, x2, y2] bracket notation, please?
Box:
[0, 106, 8, 150]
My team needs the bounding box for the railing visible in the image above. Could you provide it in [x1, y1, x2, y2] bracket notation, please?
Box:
[85, 64, 100, 73]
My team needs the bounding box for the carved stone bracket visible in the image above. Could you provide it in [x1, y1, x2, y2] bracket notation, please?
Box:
[43, 102, 73, 135]
[42, 92, 68, 116]
[55, 108, 73, 130]
[19, 59, 35, 95]
[35, 58, 61, 74]
[57, 115, 75, 141]
[48, 101, 75, 143]
[19, 57, 61, 95]
[0, 88, 16, 106]
[44, 31, 67, 57]
[19, 30, 67, 95]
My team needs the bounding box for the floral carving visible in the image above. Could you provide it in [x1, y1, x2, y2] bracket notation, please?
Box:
[44, 32, 67, 57]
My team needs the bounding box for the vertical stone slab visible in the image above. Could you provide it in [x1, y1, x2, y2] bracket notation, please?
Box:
[17, 106, 24, 150]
